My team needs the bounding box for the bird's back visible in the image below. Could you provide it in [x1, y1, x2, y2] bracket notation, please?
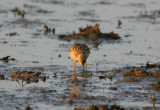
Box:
[69, 44, 90, 62]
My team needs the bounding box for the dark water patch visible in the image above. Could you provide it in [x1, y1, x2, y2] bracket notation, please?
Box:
[123, 2, 145, 8]
[10, 19, 43, 26]
[49, 18, 67, 22]
[0, 10, 8, 14]
[77, 18, 110, 23]
[31, 0, 64, 5]
[36, 9, 53, 14]
[122, 9, 160, 24]
[95, 1, 113, 5]
[78, 10, 95, 17]
[23, 3, 37, 9]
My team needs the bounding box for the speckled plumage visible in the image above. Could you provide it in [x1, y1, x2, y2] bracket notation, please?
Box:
[69, 44, 90, 71]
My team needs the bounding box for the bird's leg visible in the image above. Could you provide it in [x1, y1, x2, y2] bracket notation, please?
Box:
[82, 63, 84, 70]
[85, 62, 87, 71]
[74, 62, 76, 72]
[82, 65, 84, 70]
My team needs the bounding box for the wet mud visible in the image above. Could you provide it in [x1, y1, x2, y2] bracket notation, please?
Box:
[1, 63, 160, 110]
[0, 0, 160, 110]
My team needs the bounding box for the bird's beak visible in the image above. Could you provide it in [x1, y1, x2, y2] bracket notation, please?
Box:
[80, 62, 84, 70]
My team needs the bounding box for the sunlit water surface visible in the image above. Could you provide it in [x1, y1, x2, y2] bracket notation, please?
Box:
[0, 0, 160, 110]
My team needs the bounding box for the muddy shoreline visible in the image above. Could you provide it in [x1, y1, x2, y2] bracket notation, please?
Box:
[1, 0, 160, 110]
[0, 62, 160, 110]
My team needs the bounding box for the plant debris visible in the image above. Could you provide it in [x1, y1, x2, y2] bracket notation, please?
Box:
[36, 9, 51, 13]
[153, 82, 160, 90]
[124, 67, 147, 77]
[59, 24, 120, 42]
[0, 56, 14, 62]
[10, 70, 46, 85]
[74, 104, 125, 110]
[0, 56, 10, 61]
[146, 62, 160, 68]
[11, 71, 41, 78]
[5, 32, 18, 36]
[153, 70, 160, 77]
[117, 19, 122, 28]
[37, 25, 55, 34]
[11, 7, 25, 18]
[25, 105, 31, 110]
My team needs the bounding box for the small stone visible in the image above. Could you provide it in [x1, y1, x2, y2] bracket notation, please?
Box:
[59, 54, 61, 57]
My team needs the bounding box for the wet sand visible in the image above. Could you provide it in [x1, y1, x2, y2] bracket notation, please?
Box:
[0, 0, 160, 110]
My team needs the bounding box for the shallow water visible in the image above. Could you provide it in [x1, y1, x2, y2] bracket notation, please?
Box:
[0, 0, 160, 110]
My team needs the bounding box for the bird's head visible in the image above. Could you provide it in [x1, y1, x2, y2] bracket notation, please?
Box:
[78, 54, 86, 68]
